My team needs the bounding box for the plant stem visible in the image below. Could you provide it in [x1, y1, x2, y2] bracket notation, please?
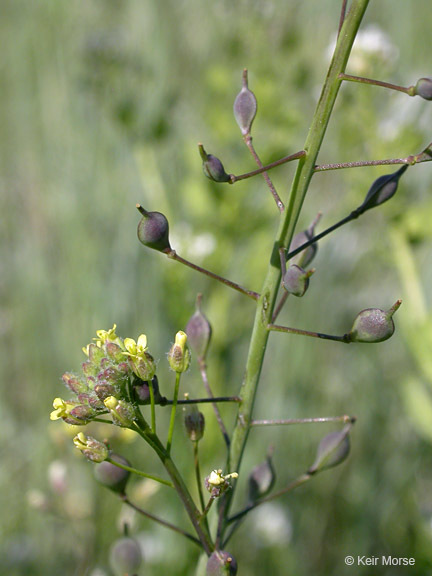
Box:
[167, 250, 260, 301]
[339, 73, 414, 95]
[121, 495, 202, 547]
[149, 377, 156, 434]
[198, 358, 230, 448]
[194, 442, 207, 514]
[243, 133, 285, 212]
[223, 0, 370, 541]
[106, 457, 173, 487]
[268, 322, 349, 342]
[166, 372, 181, 455]
[161, 395, 241, 406]
[229, 150, 306, 183]
[251, 415, 355, 426]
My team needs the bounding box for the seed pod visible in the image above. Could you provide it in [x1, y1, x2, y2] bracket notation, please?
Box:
[207, 550, 238, 576]
[94, 453, 131, 494]
[132, 375, 162, 405]
[109, 536, 143, 576]
[357, 165, 408, 215]
[136, 205, 171, 253]
[248, 450, 276, 503]
[199, 144, 230, 183]
[288, 213, 321, 267]
[308, 425, 351, 474]
[347, 299, 402, 343]
[233, 69, 257, 136]
[184, 405, 205, 442]
[415, 77, 432, 101]
[185, 294, 212, 361]
[282, 264, 314, 297]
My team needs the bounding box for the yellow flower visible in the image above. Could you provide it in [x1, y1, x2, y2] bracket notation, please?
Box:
[50, 397, 68, 421]
[93, 324, 121, 347]
[123, 334, 148, 358]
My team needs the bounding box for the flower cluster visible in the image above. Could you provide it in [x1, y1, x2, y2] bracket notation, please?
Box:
[50, 325, 156, 426]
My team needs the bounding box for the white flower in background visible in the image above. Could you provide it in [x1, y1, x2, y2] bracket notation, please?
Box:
[170, 222, 216, 260]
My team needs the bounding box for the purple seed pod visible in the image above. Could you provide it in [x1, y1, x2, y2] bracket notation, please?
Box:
[347, 299, 402, 343]
[233, 68, 257, 136]
[136, 205, 171, 253]
[94, 453, 131, 494]
[248, 450, 276, 503]
[414, 77, 432, 101]
[184, 405, 205, 442]
[185, 294, 212, 361]
[308, 425, 351, 474]
[357, 165, 408, 215]
[207, 550, 238, 576]
[132, 375, 162, 405]
[199, 144, 231, 183]
[109, 536, 143, 576]
[288, 213, 321, 268]
[282, 264, 314, 297]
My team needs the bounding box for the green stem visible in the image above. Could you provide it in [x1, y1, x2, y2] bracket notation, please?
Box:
[223, 0, 370, 539]
[198, 358, 230, 448]
[106, 457, 173, 488]
[167, 372, 181, 454]
[229, 150, 306, 184]
[251, 415, 355, 426]
[268, 322, 350, 342]
[339, 73, 414, 95]
[149, 377, 156, 434]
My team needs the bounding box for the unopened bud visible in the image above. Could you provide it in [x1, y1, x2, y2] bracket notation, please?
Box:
[136, 205, 171, 253]
[248, 450, 276, 503]
[168, 331, 191, 373]
[308, 425, 351, 474]
[357, 165, 408, 215]
[415, 77, 432, 101]
[199, 144, 230, 183]
[73, 432, 109, 463]
[207, 550, 238, 576]
[282, 264, 314, 297]
[185, 294, 212, 361]
[109, 536, 143, 576]
[233, 69, 257, 136]
[104, 396, 135, 427]
[94, 453, 131, 494]
[347, 299, 402, 343]
[184, 404, 205, 442]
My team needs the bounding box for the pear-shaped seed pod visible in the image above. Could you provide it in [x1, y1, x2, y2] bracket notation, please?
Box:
[94, 453, 131, 494]
[109, 536, 143, 576]
[248, 450, 276, 503]
[207, 550, 238, 576]
[199, 144, 230, 183]
[415, 77, 432, 101]
[233, 69, 257, 136]
[184, 405, 205, 442]
[347, 300, 402, 343]
[282, 264, 313, 297]
[357, 165, 408, 215]
[308, 425, 351, 474]
[136, 205, 171, 253]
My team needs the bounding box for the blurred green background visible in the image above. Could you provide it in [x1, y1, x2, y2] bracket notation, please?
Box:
[2, 1, 432, 574]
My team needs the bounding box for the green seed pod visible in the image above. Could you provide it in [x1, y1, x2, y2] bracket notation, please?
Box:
[207, 550, 238, 576]
[94, 453, 131, 494]
[233, 69, 257, 136]
[109, 536, 143, 576]
[185, 294, 212, 361]
[248, 450, 276, 503]
[357, 165, 408, 215]
[136, 205, 171, 253]
[199, 144, 230, 183]
[308, 425, 351, 474]
[347, 299, 402, 343]
[282, 264, 314, 297]
[288, 213, 321, 267]
[415, 77, 432, 101]
[184, 404, 205, 442]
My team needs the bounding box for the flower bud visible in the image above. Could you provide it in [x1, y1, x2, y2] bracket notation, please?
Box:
[132, 375, 162, 405]
[199, 144, 230, 183]
[357, 165, 408, 215]
[94, 453, 131, 494]
[104, 396, 135, 427]
[205, 469, 238, 498]
[109, 536, 143, 576]
[288, 213, 321, 267]
[233, 69, 257, 136]
[62, 372, 88, 395]
[73, 432, 109, 463]
[168, 331, 191, 373]
[415, 77, 432, 101]
[248, 450, 276, 503]
[207, 550, 238, 576]
[282, 264, 314, 297]
[136, 205, 171, 253]
[185, 294, 212, 361]
[308, 425, 351, 474]
[347, 299, 402, 343]
[184, 404, 205, 442]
